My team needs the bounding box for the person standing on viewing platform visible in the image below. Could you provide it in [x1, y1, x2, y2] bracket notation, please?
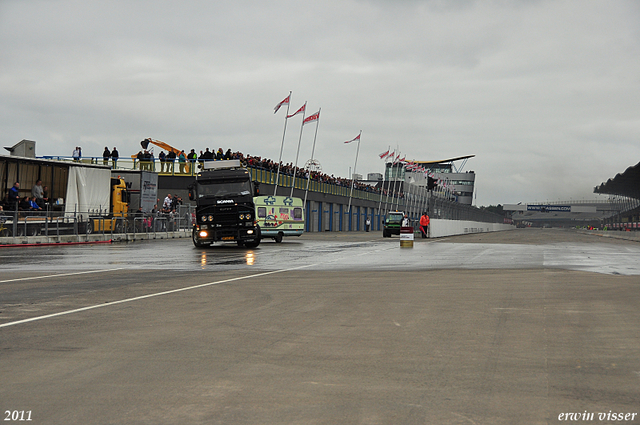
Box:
[135, 150, 143, 169]
[31, 180, 47, 208]
[163, 194, 172, 210]
[111, 147, 119, 168]
[142, 150, 151, 171]
[72, 147, 81, 161]
[102, 147, 111, 166]
[203, 148, 213, 161]
[187, 149, 197, 169]
[178, 150, 186, 173]
[147, 150, 155, 171]
[7, 182, 20, 210]
[198, 150, 205, 169]
[166, 150, 176, 173]
[159, 151, 166, 173]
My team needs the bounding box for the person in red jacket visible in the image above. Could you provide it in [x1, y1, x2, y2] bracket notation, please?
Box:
[419, 212, 430, 238]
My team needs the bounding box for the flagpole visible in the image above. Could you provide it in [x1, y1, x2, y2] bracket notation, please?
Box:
[383, 151, 393, 215]
[303, 108, 321, 208]
[347, 131, 362, 214]
[390, 149, 400, 212]
[273, 91, 291, 196]
[289, 102, 307, 198]
[394, 151, 403, 211]
[377, 146, 390, 216]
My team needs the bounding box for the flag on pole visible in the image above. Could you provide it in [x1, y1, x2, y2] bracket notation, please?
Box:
[274, 94, 290, 114]
[379, 149, 390, 159]
[286, 104, 305, 118]
[303, 110, 320, 125]
[344, 133, 361, 144]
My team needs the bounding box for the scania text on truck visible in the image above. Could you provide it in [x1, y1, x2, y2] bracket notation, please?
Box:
[188, 159, 260, 248]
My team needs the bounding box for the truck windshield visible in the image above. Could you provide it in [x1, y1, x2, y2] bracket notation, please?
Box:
[388, 213, 404, 223]
[197, 179, 252, 198]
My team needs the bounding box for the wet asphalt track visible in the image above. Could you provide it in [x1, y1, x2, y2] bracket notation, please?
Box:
[1, 229, 639, 424]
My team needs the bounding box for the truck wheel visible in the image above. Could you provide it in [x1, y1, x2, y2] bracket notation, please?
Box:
[28, 226, 40, 237]
[244, 238, 260, 248]
[383, 230, 389, 237]
[274, 232, 283, 243]
[244, 226, 260, 248]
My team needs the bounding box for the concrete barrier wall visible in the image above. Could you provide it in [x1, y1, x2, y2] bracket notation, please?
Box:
[429, 219, 515, 238]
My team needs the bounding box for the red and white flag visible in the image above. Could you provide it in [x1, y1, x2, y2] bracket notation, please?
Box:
[344, 133, 361, 144]
[274, 94, 290, 114]
[303, 110, 320, 125]
[379, 150, 390, 159]
[287, 103, 305, 118]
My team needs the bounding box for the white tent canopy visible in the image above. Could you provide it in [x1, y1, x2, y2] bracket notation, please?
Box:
[64, 166, 111, 215]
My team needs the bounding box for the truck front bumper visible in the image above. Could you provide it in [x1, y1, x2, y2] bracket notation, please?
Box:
[193, 225, 259, 243]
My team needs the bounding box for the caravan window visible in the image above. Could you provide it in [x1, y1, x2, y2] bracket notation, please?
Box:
[279, 207, 289, 215]
[293, 208, 303, 220]
[257, 207, 266, 218]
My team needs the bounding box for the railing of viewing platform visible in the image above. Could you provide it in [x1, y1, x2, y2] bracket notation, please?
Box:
[39, 156, 397, 204]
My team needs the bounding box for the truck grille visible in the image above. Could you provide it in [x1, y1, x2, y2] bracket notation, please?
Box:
[214, 206, 237, 226]
[198, 205, 253, 226]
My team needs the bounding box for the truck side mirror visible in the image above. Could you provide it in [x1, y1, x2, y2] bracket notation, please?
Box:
[253, 182, 260, 196]
[188, 185, 195, 201]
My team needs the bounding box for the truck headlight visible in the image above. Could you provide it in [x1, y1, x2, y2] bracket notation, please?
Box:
[239, 214, 244, 220]
[199, 230, 208, 237]
[208, 215, 213, 222]
[245, 213, 251, 220]
[201, 215, 207, 222]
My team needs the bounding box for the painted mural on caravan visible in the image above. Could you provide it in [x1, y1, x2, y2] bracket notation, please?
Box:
[254, 195, 304, 243]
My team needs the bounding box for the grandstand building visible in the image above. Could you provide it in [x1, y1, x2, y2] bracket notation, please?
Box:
[594, 161, 640, 230]
[386, 155, 476, 205]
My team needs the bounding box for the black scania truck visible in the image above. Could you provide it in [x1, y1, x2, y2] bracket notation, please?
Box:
[188, 160, 261, 248]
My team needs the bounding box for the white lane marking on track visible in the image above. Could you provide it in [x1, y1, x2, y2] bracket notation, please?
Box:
[0, 264, 317, 329]
[0, 268, 127, 284]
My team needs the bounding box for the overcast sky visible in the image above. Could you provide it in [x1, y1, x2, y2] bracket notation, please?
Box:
[2, 0, 639, 206]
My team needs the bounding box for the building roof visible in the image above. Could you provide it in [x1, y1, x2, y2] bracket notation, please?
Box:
[594, 161, 640, 199]
[413, 155, 475, 165]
